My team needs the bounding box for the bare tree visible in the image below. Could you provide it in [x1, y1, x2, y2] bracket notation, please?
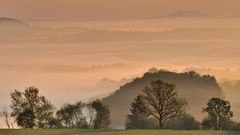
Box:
[11, 121, 14, 129]
[86, 104, 96, 128]
[3, 107, 11, 129]
[140, 80, 188, 129]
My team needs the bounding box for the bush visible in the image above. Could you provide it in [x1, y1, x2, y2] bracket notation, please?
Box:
[201, 117, 236, 130]
[126, 112, 158, 129]
[164, 114, 200, 130]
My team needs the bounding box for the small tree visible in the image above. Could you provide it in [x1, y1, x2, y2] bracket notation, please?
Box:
[56, 100, 110, 129]
[56, 102, 86, 128]
[48, 117, 62, 128]
[164, 114, 200, 130]
[91, 100, 110, 129]
[201, 117, 214, 130]
[10, 87, 54, 128]
[126, 95, 157, 129]
[203, 98, 233, 130]
[138, 80, 187, 129]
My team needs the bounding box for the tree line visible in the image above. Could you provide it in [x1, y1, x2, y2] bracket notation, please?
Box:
[1, 80, 240, 130]
[7, 87, 110, 129]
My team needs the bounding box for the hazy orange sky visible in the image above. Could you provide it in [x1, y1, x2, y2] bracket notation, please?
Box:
[1, 1, 240, 127]
[1, 0, 240, 20]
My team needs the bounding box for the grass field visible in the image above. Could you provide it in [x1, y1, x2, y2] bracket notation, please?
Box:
[0, 129, 239, 135]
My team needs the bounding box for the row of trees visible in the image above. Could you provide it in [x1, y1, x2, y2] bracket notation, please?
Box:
[8, 87, 110, 129]
[54, 100, 110, 129]
[2, 80, 239, 130]
[125, 80, 237, 130]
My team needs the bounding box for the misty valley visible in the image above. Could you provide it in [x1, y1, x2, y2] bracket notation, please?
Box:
[1, 3, 240, 134]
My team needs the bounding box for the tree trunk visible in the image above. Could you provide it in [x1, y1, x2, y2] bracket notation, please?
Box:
[159, 119, 163, 129]
[218, 117, 222, 130]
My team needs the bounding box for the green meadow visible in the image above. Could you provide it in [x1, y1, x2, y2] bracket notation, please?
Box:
[0, 129, 239, 135]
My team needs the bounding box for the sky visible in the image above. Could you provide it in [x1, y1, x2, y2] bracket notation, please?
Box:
[1, 0, 240, 21]
[1, 0, 240, 128]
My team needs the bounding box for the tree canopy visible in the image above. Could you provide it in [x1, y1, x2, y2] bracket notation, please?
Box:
[10, 87, 54, 128]
[91, 100, 110, 129]
[56, 100, 110, 129]
[126, 80, 188, 129]
[203, 97, 233, 130]
[56, 101, 87, 128]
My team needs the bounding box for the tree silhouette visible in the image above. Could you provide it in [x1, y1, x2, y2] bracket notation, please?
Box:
[126, 95, 157, 129]
[91, 100, 110, 129]
[2, 107, 11, 129]
[56, 101, 87, 128]
[128, 80, 188, 129]
[10, 87, 54, 128]
[203, 98, 233, 130]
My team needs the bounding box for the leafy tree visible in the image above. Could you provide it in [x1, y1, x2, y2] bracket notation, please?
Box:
[36, 96, 55, 128]
[126, 112, 157, 129]
[48, 117, 63, 128]
[91, 100, 110, 129]
[203, 98, 233, 130]
[10, 87, 54, 128]
[140, 80, 188, 129]
[201, 117, 214, 130]
[56, 101, 86, 128]
[16, 108, 36, 128]
[56, 105, 72, 128]
[126, 95, 157, 129]
[56, 100, 110, 129]
[202, 116, 236, 130]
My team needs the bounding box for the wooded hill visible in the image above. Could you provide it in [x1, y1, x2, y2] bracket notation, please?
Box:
[102, 70, 224, 128]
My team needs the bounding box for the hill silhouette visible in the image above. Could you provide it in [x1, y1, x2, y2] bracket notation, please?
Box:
[102, 70, 224, 129]
[0, 17, 28, 27]
[96, 78, 130, 89]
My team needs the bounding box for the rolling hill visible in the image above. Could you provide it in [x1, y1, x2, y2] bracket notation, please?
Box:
[0, 17, 28, 27]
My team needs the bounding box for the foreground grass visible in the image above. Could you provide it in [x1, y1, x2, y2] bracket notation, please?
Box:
[0, 129, 239, 135]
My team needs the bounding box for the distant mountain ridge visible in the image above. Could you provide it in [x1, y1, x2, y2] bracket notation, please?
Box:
[0, 17, 28, 27]
[102, 70, 224, 129]
[97, 78, 130, 88]
[2, 17, 240, 43]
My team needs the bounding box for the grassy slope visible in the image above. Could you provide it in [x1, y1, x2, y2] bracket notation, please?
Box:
[0, 129, 239, 135]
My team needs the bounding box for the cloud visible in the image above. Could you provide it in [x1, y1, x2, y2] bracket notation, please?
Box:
[44, 63, 128, 73]
[2, 19, 240, 44]
[184, 67, 240, 80]
[1, 0, 240, 21]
